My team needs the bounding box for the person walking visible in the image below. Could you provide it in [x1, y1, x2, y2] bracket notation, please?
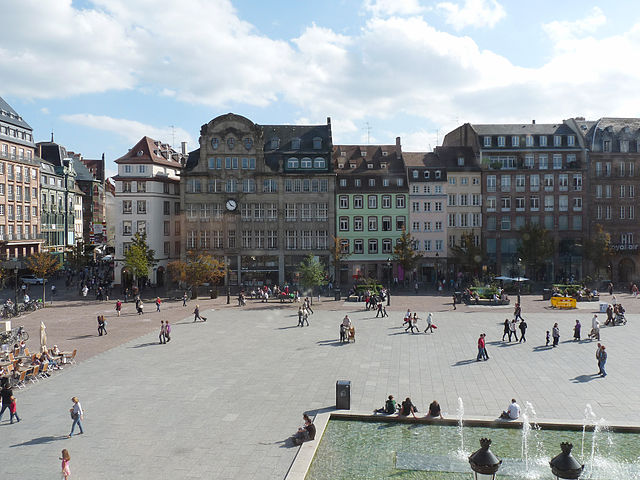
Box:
[297, 307, 304, 327]
[502, 319, 510, 341]
[182, 291, 188, 306]
[115, 299, 122, 317]
[302, 308, 310, 327]
[518, 319, 527, 343]
[68, 397, 84, 437]
[424, 312, 435, 333]
[590, 314, 601, 340]
[552, 323, 560, 347]
[514, 303, 524, 321]
[60, 449, 71, 480]
[452, 294, 457, 310]
[304, 298, 314, 314]
[137, 300, 144, 315]
[508, 319, 519, 342]
[477, 333, 489, 361]
[97, 315, 107, 336]
[165, 321, 171, 342]
[0, 382, 14, 422]
[573, 319, 581, 341]
[595, 343, 603, 374]
[599, 345, 607, 377]
[159, 320, 166, 344]
[8, 395, 20, 424]
[193, 305, 206, 322]
[155, 297, 162, 312]
[375, 300, 384, 318]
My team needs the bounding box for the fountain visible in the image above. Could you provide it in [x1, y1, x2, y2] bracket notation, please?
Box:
[581, 403, 597, 460]
[456, 396, 465, 457]
[520, 401, 540, 475]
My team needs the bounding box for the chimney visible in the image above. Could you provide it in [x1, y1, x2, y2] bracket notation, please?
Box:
[532, 120, 536, 125]
[181, 141, 187, 155]
[395, 136, 402, 159]
[327, 117, 331, 126]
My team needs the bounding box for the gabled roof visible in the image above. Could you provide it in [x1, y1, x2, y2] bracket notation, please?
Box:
[472, 123, 576, 136]
[332, 144, 404, 174]
[74, 158, 99, 182]
[114, 136, 185, 168]
[262, 124, 331, 152]
[0, 96, 32, 130]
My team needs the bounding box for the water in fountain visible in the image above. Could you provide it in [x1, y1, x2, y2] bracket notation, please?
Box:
[456, 397, 465, 458]
[582, 404, 597, 461]
[520, 401, 544, 479]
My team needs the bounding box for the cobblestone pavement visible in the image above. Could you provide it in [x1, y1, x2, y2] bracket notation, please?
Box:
[1, 291, 638, 479]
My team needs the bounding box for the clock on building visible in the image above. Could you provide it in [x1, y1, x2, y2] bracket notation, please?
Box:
[211, 138, 219, 150]
[225, 199, 238, 211]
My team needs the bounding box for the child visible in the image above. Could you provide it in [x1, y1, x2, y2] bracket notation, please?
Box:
[9, 396, 20, 424]
[546, 330, 550, 346]
[60, 449, 71, 479]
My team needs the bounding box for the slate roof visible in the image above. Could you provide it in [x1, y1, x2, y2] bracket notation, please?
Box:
[332, 144, 404, 174]
[592, 117, 640, 134]
[0, 96, 32, 130]
[472, 123, 576, 136]
[261, 124, 331, 152]
[114, 136, 185, 168]
[37, 141, 67, 167]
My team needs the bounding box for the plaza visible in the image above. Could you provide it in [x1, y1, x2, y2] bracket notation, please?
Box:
[1, 292, 638, 479]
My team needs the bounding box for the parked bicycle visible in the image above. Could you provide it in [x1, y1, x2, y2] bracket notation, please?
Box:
[0, 325, 29, 345]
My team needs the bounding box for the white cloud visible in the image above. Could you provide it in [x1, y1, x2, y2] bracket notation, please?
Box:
[60, 113, 193, 148]
[542, 7, 606, 43]
[40, 107, 49, 115]
[436, 0, 505, 30]
[363, 0, 425, 17]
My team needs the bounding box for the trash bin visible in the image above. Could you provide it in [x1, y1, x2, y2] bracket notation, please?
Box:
[336, 380, 351, 410]
[334, 288, 341, 301]
[210, 289, 218, 299]
[599, 302, 608, 313]
[542, 289, 552, 301]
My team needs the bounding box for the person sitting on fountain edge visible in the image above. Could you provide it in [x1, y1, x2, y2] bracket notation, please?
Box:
[500, 399, 521, 420]
[374, 395, 397, 414]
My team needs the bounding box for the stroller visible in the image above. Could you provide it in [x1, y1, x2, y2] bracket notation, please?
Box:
[614, 308, 627, 326]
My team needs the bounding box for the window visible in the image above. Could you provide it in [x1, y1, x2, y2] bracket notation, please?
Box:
[397, 178, 404, 186]
[353, 239, 364, 254]
[382, 216, 391, 231]
[498, 136, 505, 147]
[137, 200, 147, 214]
[472, 194, 481, 206]
[339, 178, 347, 187]
[435, 240, 443, 251]
[339, 196, 349, 208]
[525, 135, 534, 147]
[515, 175, 525, 192]
[226, 178, 237, 193]
[301, 157, 312, 168]
[396, 195, 405, 208]
[368, 239, 378, 254]
[368, 216, 378, 231]
[122, 221, 132, 236]
[568, 135, 575, 147]
[460, 194, 468, 206]
[368, 195, 377, 209]
[605, 205, 612, 220]
[123, 200, 132, 214]
[486, 197, 496, 211]
[544, 195, 554, 211]
[524, 154, 534, 169]
[483, 136, 491, 147]
[449, 177, 456, 185]
[412, 221, 420, 232]
[354, 195, 363, 208]
[339, 217, 349, 231]
[573, 197, 582, 211]
[368, 178, 375, 187]
[544, 174, 554, 191]
[123, 181, 132, 193]
[559, 174, 568, 191]
[137, 181, 146, 193]
[383, 178, 389, 187]
[355, 179, 361, 187]
[412, 202, 419, 212]
[501, 197, 511, 211]
[461, 177, 468, 185]
[511, 136, 519, 147]
[395, 216, 406, 231]
[382, 195, 391, 208]
[435, 171, 441, 179]
[605, 185, 612, 198]
[595, 185, 602, 198]
[539, 154, 548, 169]
[572, 174, 582, 191]
[487, 175, 496, 192]
[434, 202, 442, 212]
[313, 137, 322, 149]
[424, 171, 430, 179]
[458, 156, 465, 166]
[382, 239, 392, 254]
[500, 175, 511, 192]
[242, 179, 256, 193]
[138, 165, 147, 174]
[448, 194, 456, 206]
[501, 216, 511, 230]
[515, 197, 525, 211]
[559, 195, 568, 212]
[313, 158, 326, 168]
[554, 135, 562, 147]
[175, 202, 181, 215]
[448, 213, 456, 227]
[287, 158, 299, 169]
[354, 216, 363, 231]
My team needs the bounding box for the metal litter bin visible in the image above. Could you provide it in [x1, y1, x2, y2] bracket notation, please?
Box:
[334, 288, 341, 301]
[336, 380, 351, 410]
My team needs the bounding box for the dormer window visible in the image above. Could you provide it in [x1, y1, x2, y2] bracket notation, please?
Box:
[511, 136, 519, 147]
[540, 135, 548, 147]
[271, 137, 280, 149]
[287, 157, 299, 168]
[435, 170, 441, 179]
[483, 136, 491, 147]
[567, 135, 576, 147]
[291, 137, 301, 150]
[312, 137, 322, 149]
[340, 151, 346, 157]
[525, 135, 533, 147]
[361, 151, 367, 157]
[457, 157, 464, 166]
[498, 136, 505, 147]
[424, 171, 430, 179]
[367, 163, 373, 169]
[380, 162, 387, 169]
[554, 135, 562, 147]
[313, 157, 326, 168]
[338, 163, 344, 169]
[382, 151, 388, 156]
[349, 163, 356, 169]
[412, 170, 418, 179]
[300, 157, 312, 168]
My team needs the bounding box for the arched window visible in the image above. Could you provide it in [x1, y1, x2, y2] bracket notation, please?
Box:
[287, 157, 299, 168]
[424, 170, 430, 179]
[435, 170, 441, 179]
[301, 157, 312, 168]
[412, 170, 418, 178]
[313, 157, 326, 168]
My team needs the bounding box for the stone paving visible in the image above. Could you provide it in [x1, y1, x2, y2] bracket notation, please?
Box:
[1, 292, 639, 479]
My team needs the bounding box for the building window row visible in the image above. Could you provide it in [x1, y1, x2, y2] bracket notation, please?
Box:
[339, 215, 405, 232]
[339, 177, 404, 188]
[338, 194, 406, 209]
[486, 214, 582, 232]
[486, 174, 582, 192]
[483, 134, 575, 149]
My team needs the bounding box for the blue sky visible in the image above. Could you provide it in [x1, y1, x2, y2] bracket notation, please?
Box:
[2, 0, 640, 177]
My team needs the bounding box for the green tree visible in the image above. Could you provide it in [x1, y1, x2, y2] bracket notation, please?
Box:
[25, 251, 61, 305]
[329, 235, 350, 287]
[517, 223, 554, 281]
[449, 231, 485, 277]
[167, 253, 226, 296]
[124, 232, 156, 287]
[66, 243, 89, 271]
[298, 254, 326, 295]
[392, 228, 422, 279]
[584, 224, 614, 278]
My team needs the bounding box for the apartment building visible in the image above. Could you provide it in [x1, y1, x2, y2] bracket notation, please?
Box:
[0, 96, 43, 259]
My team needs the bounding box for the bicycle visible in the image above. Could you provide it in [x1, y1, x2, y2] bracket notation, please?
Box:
[0, 325, 29, 345]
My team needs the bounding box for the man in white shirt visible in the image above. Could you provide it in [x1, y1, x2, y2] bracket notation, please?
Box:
[500, 399, 521, 419]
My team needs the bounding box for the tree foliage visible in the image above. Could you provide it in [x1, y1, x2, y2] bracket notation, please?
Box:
[329, 235, 350, 286]
[584, 224, 614, 278]
[25, 251, 61, 305]
[298, 254, 326, 292]
[517, 223, 554, 280]
[449, 231, 485, 276]
[124, 232, 156, 284]
[392, 228, 422, 274]
[66, 243, 90, 271]
[168, 252, 226, 288]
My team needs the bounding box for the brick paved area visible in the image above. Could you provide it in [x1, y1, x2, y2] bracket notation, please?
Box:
[1, 291, 638, 479]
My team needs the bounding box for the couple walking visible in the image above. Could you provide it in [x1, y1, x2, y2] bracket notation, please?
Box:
[159, 320, 172, 344]
[596, 343, 608, 377]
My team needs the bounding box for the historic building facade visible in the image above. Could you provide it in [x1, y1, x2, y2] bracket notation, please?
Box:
[581, 117, 640, 283]
[0, 96, 43, 259]
[182, 113, 334, 286]
[443, 121, 587, 281]
[332, 140, 408, 285]
[112, 136, 185, 287]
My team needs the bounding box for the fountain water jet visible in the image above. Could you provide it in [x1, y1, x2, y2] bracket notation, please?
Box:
[456, 397, 465, 457]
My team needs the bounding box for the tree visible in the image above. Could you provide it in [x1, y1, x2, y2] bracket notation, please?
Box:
[124, 232, 156, 287]
[517, 223, 554, 281]
[449, 232, 485, 278]
[66, 243, 89, 272]
[584, 224, 614, 278]
[25, 251, 61, 305]
[298, 254, 326, 295]
[167, 252, 226, 295]
[329, 235, 350, 287]
[392, 228, 422, 280]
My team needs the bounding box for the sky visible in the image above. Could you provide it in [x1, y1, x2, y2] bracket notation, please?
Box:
[2, 0, 640, 178]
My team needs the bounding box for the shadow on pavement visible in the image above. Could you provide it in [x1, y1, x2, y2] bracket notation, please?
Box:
[452, 359, 480, 366]
[277, 325, 301, 330]
[316, 339, 346, 347]
[10, 435, 67, 447]
[66, 334, 95, 340]
[570, 374, 601, 383]
[131, 342, 161, 348]
[532, 345, 553, 352]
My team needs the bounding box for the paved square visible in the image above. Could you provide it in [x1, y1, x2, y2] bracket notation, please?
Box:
[1, 293, 638, 479]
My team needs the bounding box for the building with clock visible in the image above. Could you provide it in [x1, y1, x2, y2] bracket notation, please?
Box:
[112, 136, 186, 288]
[181, 113, 335, 286]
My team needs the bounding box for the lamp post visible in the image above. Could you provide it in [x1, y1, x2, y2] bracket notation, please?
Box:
[386, 257, 391, 306]
[469, 438, 502, 480]
[549, 442, 584, 479]
[517, 257, 522, 305]
[14, 263, 19, 316]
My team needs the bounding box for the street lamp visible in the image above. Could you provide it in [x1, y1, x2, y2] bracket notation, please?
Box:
[549, 442, 584, 479]
[469, 438, 502, 480]
[13, 263, 19, 316]
[517, 257, 522, 305]
[386, 257, 391, 306]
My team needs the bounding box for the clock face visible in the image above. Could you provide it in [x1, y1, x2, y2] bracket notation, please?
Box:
[211, 138, 219, 150]
[226, 137, 235, 150]
[243, 137, 253, 150]
[226, 199, 237, 211]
